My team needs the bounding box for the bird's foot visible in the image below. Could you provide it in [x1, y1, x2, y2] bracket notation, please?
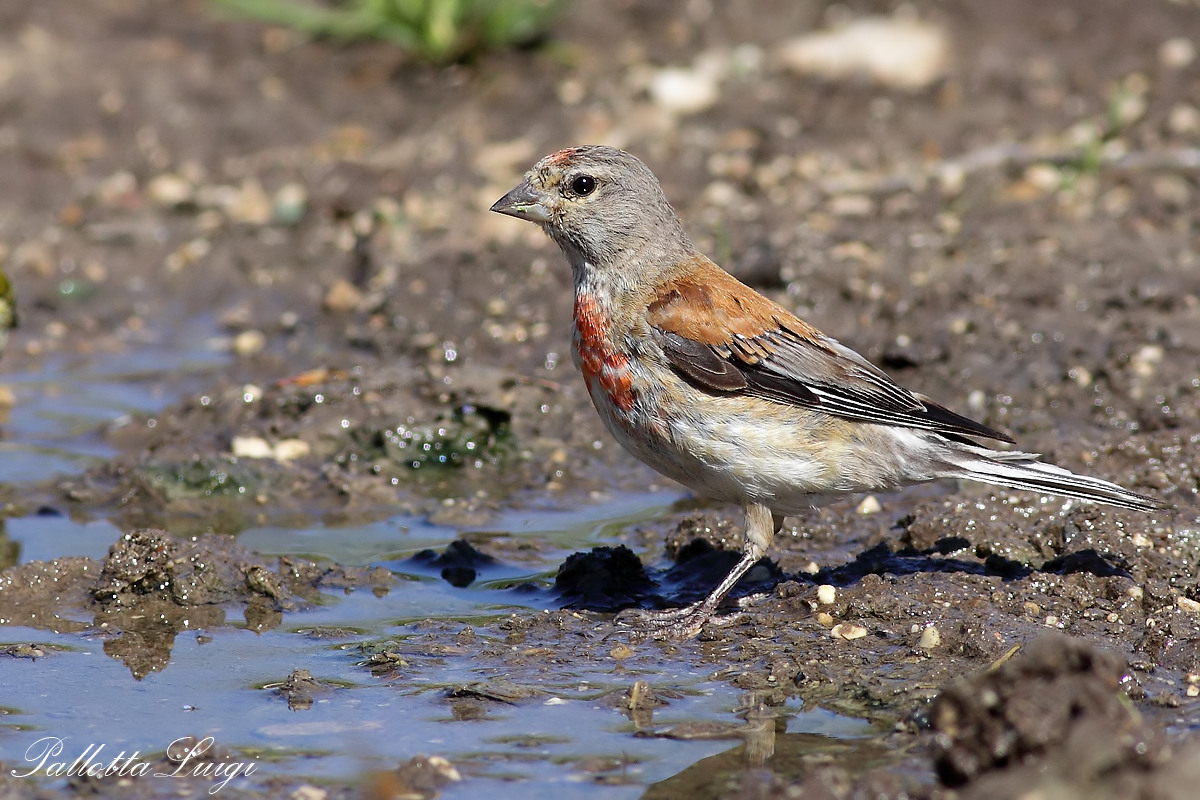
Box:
[734, 591, 773, 610]
[614, 601, 743, 640]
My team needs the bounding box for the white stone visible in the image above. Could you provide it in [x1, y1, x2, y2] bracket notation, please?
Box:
[1160, 37, 1196, 69]
[831, 622, 868, 641]
[233, 329, 266, 356]
[231, 435, 273, 459]
[146, 173, 194, 207]
[273, 439, 311, 463]
[1177, 596, 1200, 614]
[1131, 344, 1164, 378]
[856, 495, 882, 515]
[780, 17, 949, 90]
[918, 626, 941, 650]
[649, 62, 721, 115]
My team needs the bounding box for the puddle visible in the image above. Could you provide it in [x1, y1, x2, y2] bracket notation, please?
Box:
[0, 494, 877, 797]
[0, 515, 123, 567]
[0, 612, 870, 796]
[0, 313, 229, 483]
[237, 491, 680, 566]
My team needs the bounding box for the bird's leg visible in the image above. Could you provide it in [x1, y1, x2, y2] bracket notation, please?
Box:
[617, 503, 781, 639]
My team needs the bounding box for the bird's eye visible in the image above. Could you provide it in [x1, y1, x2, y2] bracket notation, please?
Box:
[570, 174, 597, 196]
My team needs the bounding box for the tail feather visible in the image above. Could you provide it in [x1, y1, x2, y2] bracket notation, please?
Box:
[945, 447, 1165, 512]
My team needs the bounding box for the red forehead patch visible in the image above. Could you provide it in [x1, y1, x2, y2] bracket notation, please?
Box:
[546, 147, 579, 167]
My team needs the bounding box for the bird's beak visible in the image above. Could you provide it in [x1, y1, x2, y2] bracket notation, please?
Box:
[490, 178, 552, 223]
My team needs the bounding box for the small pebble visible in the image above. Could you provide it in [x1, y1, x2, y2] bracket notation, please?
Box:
[856, 495, 882, 515]
[146, 173, 194, 208]
[1177, 596, 1200, 614]
[937, 164, 965, 197]
[703, 180, 740, 207]
[96, 171, 138, 207]
[1159, 37, 1196, 69]
[1024, 163, 1062, 193]
[1131, 344, 1164, 378]
[1167, 103, 1200, 136]
[272, 183, 308, 226]
[426, 755, 461, 781]
[231, 435, 273, 459]
[779, 16, 949, 90]
[557, 78, 585, 105]
[1110, 90, 1147, 129]
[323, 279, 364, 313]
[917, 626, 941, 650]
[165, 238, 212, 272]
[649, 61, 721, 115]
[227, 179, 273, 225]
[233, 329, 266, 356]
[817, 584, 837, 605]
[290, 785, 328, 800]
[609, 644, 634, 660]
[831, 622, 868, 641]
[1152, 175, 1191, 208]
[815, 611, 835, 628]
[1188, 685, 1200, 698]
[273, 439, 311, 462]
[829, 194, 873, 217]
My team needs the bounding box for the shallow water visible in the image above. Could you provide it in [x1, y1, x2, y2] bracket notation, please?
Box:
[0, 507, 873, 796]
[2, 614, 870, 796]
[0, 314, 229, 483]
[0, 328, 877, 796]
[237, 490, 679, 570]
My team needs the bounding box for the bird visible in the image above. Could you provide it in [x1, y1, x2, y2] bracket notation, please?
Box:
[490, 145, 1164, 639]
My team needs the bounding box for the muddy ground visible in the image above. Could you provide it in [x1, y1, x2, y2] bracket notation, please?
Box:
[1, 0, 1199, 797]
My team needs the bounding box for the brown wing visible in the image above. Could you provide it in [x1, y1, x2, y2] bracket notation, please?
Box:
[647, 258, 1013, 444]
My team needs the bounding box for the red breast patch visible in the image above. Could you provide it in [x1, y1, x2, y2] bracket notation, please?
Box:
[574, 293, 636, 413]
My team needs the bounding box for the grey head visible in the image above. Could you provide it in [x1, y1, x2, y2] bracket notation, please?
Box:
[490, 145, 692, 275]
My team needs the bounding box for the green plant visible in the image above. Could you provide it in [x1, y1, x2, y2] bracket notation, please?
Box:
[213, 0, 565, 63]
[0, 265, 14, 360]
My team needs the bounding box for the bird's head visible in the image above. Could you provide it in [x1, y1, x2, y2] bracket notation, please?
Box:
[491, 146, 691, 277]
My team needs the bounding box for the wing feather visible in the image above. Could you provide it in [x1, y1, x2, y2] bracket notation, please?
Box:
[647, 258, 1013, 444]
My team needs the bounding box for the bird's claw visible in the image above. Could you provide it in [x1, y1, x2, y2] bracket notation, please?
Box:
[614, 603, 744, 640]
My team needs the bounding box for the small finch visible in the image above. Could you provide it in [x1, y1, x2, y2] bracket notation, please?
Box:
[491, 145, 1164, 639]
